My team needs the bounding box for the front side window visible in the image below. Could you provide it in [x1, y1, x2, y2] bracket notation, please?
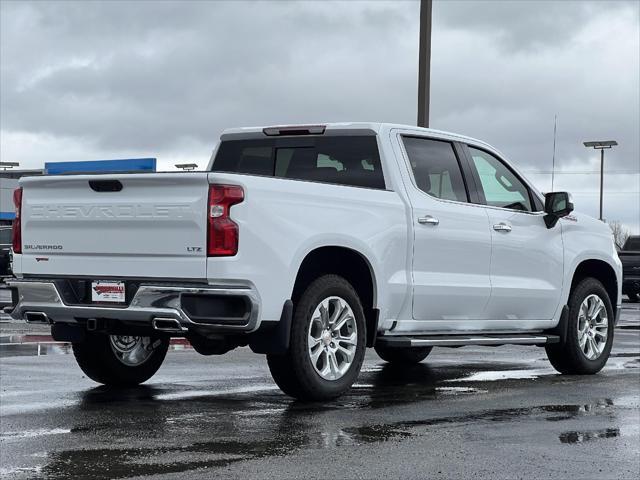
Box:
[212, 136, 385, 189]
[402, 136, 468, 202]
[468, 147, 532, 212]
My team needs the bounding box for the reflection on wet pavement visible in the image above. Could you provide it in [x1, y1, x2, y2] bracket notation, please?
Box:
[0, 334, 192, 357]
[29, 391, 627, 479]
[559, 428, 621, 444]
[2, 308, 638, 479]
[13, 358, 628, 480]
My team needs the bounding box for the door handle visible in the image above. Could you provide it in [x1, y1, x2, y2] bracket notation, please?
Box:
[493, 222, 512, 232]
[418, 215, 439, 226]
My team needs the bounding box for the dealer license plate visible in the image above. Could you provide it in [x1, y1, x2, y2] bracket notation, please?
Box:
[91, 281, 125, 303]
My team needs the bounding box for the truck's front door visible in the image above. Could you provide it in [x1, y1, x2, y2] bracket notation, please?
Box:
[463, 145, 564, 322]
[397, 134, 492, 330]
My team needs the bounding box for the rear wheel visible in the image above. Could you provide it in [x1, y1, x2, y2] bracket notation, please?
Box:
[267, 275, 366, 400]
[546, 277, 614, 374]
[73, 332, 169, 385]
[374, 345, 432, 364]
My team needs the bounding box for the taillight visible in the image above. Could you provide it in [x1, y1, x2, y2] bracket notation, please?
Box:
[12, 187, 22, 254]
[207, 184, 244, 256]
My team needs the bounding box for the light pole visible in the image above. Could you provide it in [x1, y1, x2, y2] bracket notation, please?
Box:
[417, 0, 433, 128]
[583, 140, 618, 221]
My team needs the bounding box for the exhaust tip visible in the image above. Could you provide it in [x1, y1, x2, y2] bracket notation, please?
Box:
[24, 311, 50, 324]
[152, 318, 186, 333]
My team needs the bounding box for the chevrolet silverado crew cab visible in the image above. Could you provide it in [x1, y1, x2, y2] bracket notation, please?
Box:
[6, 123, 622, 400]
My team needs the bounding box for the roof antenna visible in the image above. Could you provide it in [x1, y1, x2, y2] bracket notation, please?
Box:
[551, 114, 558, 191]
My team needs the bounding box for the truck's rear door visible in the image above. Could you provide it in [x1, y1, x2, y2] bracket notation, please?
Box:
[17, 173, 209, 279]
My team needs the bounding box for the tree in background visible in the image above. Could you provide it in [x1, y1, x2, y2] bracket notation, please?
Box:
[608, 221, 630, 250]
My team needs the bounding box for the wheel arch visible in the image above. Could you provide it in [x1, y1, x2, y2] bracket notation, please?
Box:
[291, 245, 378, 346]
[570, 258, 619, 318]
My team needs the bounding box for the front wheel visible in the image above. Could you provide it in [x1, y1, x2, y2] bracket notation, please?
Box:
[73, 333, 169, 385]
[267, 275, 366, 401]
[546, 277, 614, 374]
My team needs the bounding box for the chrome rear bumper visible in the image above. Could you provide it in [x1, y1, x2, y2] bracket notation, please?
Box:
[6, 279, 260, 333]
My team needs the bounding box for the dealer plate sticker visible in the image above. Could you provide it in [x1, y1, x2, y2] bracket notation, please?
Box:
[91, 281, 125, 303]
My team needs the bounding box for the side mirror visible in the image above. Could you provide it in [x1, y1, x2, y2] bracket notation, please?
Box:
[544, 191, 574, 228]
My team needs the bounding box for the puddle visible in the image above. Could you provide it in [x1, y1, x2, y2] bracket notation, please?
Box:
[40, 440, 286, 479]
[559, 428, 620, 444]
[623, 358, 640, 368]
[1, 428, 71, 440]
[10, 396, 629, 478]
[0, 466, 43, 478]
[333, 399, 619, 444]
[436, 386, 488, 395]
[155, 385, 280, 401]
[446, 368, 554, 382]
[0, 335, 192, 357]
[342, 424, 412, 443]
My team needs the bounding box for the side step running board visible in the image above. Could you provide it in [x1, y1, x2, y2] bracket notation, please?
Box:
[376, 334, 560, 348]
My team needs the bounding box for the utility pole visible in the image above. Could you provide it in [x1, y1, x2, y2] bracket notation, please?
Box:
[417, 0, 433, 128]
[551, 115, 557, 191]
[583, 140, 618, 221]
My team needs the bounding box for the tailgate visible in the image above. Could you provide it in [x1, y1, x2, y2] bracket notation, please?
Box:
[18, 173, 209, 279]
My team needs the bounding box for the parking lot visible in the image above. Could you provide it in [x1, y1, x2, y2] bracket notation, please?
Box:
[0, 303, 638, 479]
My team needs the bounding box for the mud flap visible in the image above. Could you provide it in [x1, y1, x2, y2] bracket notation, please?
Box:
[544, 305, 569, 344]
[249, 300, 293, 355]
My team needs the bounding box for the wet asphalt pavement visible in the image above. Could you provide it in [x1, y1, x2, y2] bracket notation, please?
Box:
[1, 304, 639, 479]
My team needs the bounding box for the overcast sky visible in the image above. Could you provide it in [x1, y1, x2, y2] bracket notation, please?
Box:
[1, 0, 638, 231]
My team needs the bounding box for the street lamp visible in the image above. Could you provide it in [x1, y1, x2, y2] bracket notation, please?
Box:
[583, 140, 618, 221]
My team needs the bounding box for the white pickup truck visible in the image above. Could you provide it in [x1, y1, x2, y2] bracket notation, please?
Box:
[6, 123, 622, 400]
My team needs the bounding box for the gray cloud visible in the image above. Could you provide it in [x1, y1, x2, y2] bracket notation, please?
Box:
[1, 0, 638, 230]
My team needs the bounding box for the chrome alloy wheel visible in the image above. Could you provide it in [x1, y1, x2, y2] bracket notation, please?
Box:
[307, 296, 358, 381]
[577, 294, 609, 360]
[109, 335, 156, 367]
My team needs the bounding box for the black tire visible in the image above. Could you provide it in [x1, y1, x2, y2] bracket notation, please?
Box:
[267, 274, 366, 401]
[546, 277, 614, 374]
[73, 332, 169, 386]
[627, 292, 639, 302]
[374, 345, 432, 364]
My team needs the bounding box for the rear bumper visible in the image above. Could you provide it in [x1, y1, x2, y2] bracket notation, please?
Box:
[6, 279, 260, 334]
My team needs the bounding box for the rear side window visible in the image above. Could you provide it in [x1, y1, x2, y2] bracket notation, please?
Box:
[402, 136, 468, 202]
[212, 136, 385, 189]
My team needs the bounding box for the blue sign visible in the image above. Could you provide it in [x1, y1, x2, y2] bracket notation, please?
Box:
[45, 158, 156, 175]
[0, 212, 14, 220]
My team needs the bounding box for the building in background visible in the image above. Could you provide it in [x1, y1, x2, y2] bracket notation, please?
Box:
[0, 170, 43, 225]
